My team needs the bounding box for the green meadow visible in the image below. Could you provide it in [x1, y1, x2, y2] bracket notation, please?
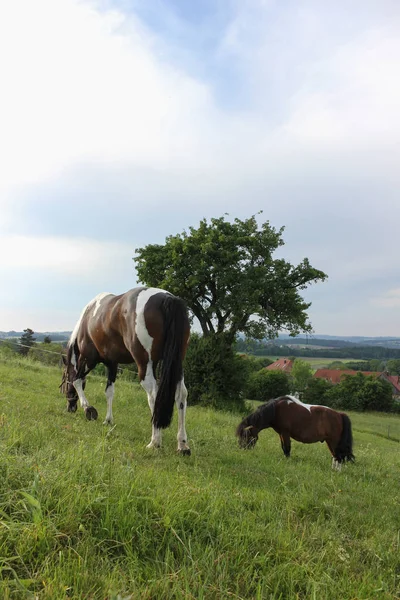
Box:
[0, 355, 399, 599]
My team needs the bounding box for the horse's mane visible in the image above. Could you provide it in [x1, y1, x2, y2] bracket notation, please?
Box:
[236, 398, 279, 436]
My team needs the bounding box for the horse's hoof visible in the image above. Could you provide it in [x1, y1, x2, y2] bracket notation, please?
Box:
[178, 448, 191, 456]
[85, 406, 98, 421]
[146, 442, 161, 449]
[103, 420, 113, 426]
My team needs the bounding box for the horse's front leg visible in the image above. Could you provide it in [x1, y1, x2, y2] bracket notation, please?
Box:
[103, 364, 118, 425]
[175, 378, 190, 455]
[73, 377, 98, 421]
[72, 360, 97, 420]
[140, 361, 162, 449]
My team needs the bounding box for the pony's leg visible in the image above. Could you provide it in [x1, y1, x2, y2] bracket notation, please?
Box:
[175, 378, 190, 455]
[327, 441, 341, 471]
[140, 361, 162, 449]
[280, 433, 291, 457]
[103, 364, 118, 425]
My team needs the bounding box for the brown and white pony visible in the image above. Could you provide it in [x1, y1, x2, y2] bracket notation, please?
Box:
[236, 395, 354, 470]
[61, 287, 191, 454]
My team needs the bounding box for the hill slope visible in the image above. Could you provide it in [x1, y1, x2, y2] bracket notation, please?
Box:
[0, 356, 399, 599]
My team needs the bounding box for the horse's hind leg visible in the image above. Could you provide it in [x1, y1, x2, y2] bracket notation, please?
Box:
[175, 378, 190, 455]
[139, 361, 162, 449]
[103, 363, 118, 425]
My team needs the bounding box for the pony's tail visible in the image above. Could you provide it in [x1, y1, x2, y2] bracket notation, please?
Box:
[335, 414, 355, 463]
[152, 295, 188, 429]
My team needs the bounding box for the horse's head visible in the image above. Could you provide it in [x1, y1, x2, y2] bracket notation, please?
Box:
[237, 424, 259, 449]
[60, 354, 79, 412]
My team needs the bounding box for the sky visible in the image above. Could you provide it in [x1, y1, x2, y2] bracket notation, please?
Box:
[1, 0, 400, 336]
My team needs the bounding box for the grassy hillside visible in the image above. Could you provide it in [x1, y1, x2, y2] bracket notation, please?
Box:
[0, 355, 399, 599]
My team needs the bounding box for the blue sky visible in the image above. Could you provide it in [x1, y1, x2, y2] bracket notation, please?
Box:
[1, 0, 400, 335]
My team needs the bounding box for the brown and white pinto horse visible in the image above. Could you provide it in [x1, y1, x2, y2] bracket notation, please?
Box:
[236, 395, 354, 470]
[61, 287, 191, 454]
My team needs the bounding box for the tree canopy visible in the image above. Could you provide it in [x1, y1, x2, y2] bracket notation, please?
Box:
[135, 214, 327, 343]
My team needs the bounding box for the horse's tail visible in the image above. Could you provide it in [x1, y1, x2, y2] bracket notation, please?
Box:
[152, 294, 189, 429]
[335, 413, 355, 463]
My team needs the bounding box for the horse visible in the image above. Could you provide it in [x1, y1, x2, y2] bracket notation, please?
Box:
[60, 287, 191, 454]
[236, 395, 354, 470]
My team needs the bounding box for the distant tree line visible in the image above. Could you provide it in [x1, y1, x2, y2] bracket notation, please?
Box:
[235, 338, 400, 360]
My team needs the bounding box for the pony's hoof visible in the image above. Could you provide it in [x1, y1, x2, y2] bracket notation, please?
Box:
[103, 419, 113, 426]
[85, 406, 98, 421]
[178, 448, 191, 456]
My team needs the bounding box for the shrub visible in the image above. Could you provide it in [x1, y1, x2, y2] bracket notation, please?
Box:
[326, 373, 394, 412]
[184, 333, 247, 410]
[246, 369, 290, 402]
[302, 378, 333, 406]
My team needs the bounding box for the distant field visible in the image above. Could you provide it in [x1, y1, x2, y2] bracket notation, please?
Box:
[0, 355, 400, 599]
[262, 356, 366, 370]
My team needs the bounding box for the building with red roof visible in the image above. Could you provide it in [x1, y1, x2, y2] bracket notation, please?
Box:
[265, 358, 294, 373]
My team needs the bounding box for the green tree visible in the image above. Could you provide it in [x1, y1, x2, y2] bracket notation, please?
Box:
[386, 359, 400, 376]
[327, 361, 348, 370]
[135, 215, 327, 344]
[43, 335, 52, 344]
[18, 328, 36, 356]
[246, 370, 290, 402]
[135, 215, 326, 405]
[369, 359, 385, 372]
[290, 359, 313, 398]
[302, 378, 333, 406]
[361, 378, 393, 412]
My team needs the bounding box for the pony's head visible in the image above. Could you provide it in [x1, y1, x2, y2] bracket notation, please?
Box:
[60, 354, 79, 412]
[236, 422, 259, 449]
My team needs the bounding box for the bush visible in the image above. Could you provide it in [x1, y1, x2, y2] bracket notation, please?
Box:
[246, 369, 290, 402]
[302, 378, 333, 406]
[27, 342, 64, 366]
[326, 373, 394, 412]
[184, 333, 247, 410]
[290, 359, 313, 398]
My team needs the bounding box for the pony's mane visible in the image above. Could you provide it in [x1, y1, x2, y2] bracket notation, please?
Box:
[236, 398, 279, 436]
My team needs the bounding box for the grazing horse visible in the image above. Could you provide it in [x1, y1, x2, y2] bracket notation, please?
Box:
[60, 287, 191, 454]
[236, 395, 354, 470]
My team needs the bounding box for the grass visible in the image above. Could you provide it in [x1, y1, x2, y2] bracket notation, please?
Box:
[0, 354, 400, 599]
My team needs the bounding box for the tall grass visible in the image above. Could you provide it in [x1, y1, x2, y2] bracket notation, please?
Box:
[0, 354, 399, 599]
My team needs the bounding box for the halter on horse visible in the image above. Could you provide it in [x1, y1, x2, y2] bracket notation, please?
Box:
[236, 395, 354, 470]
[60, 287, 191, 454]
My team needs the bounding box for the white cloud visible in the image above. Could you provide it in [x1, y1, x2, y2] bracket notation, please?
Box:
[0, 0, 217, 198]
[371, 288, 400, 309]
[0, 235, 132, 277]
[1, 0, 400, 335]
